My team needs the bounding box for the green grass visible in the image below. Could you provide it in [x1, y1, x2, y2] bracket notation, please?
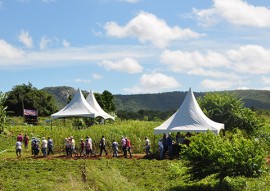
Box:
[0, 118, 270, 191]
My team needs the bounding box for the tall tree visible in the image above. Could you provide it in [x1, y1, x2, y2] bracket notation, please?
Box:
[197, 92, 264, 134]
[4, 83, 58, 116]
[94, 90, 116, 113]
[0, 92, 7, 133]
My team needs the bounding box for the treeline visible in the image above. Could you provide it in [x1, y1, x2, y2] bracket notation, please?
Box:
[116, 109, 176, 121]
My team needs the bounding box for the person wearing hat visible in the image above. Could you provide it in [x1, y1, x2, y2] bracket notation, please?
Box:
[145, 137, 151, 156]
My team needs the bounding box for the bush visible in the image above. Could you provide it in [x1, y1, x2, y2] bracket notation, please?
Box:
[182, 131, 267, 181]
[218, 176, 247, 191]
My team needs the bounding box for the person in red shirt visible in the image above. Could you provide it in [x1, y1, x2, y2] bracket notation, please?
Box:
[125, 138, 132, 158]
[23, 134, 29, 151]
[80, 139, 86, 157]
[17, 133, 23, 142]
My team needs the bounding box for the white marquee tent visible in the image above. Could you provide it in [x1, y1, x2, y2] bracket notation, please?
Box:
[154, 88, 224, 135]
[86, 90, 115, 120]
[51, 88, 100, 119]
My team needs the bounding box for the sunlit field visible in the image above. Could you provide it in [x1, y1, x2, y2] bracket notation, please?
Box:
[0, 118, 270, 191]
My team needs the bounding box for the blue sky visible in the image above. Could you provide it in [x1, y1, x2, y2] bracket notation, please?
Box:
[0, 0, 270, 94]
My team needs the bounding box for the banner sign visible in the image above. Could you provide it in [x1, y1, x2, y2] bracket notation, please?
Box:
[24, 109, 38, 116]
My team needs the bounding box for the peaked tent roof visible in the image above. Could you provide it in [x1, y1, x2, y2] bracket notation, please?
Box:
[86, 90, 115, 120]
[154, 88, 224, 135]
[51, 88, 100, 119]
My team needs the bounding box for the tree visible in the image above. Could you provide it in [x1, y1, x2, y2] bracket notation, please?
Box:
[94, 90, 116, 113]
[4, 83, 58, 116]
[0, 92, 7, 133]
[197, 92, 264, 135]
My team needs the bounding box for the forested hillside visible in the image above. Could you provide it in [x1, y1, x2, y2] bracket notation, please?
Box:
[42, 86, 270, 112]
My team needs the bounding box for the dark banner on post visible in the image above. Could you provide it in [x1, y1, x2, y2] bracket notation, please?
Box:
[23, 109, 38, 116]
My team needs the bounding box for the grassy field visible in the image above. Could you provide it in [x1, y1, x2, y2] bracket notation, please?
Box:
[0, 118, 270, 191]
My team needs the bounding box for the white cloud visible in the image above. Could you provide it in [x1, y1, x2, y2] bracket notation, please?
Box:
[262, 76, 270, 85]
[124, 73, 181, 93]
[200, 79, 232, 90]
[226, 45, 270, 74]
[187, 68, 231, 78]
[62, 39, 70, 48]
[39, 36, 52, 50]
[0, 44, 151, 68]
[99, 57, 143, 73]
[194, 0, 270, 27]
[0, 39, 24, 59]
[18, 30, 33, 48]
[161, 45, 270, 76]
[104, 11, 202, 48]
[160, 49, 229, 72]
[74, 78, 91, 84]
[39, 36, 59, 50]
[118, 0, 139, 3]
[92, 73, 103, 80]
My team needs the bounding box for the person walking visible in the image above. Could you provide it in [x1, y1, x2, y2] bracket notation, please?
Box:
[125, 138, 132, 158]
[33, 140, 40, 158]
[15, 140, 22, 158]
[85, 136, 93, 157]
[121, 136, 127, 158]
[145, 137, 151, 156]
[99, 135, 108, 156]
[41, 137, 48, 156]
[47, 137, 54, 155]
[112, 140, 119, 158]
[23, 134, 29, 151]
[70, 136, 76, 156]
[80, 139, 86, 157]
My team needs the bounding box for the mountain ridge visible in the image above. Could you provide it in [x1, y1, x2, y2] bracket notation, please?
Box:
[42, 86, 270, 112]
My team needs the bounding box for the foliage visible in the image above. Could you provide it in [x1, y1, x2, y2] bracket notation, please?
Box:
[182, 131, 267, 181]
[0, 119, 269, 191]
[218, 176, 247, 191]
[0, 92, 7, 133]
[198, 92, 264, 134]
[96, 90, 116, 113]
[4, 83, 58, 116]
[116, 109, 175, 121]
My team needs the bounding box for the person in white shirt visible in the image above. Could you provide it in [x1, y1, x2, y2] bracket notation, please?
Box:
[41, 137, 48, 156]
[16, 141, 22, 158]
[145, 137, 152, 156]
[112, 140, 119, 158]
[121, 137, 127, 158]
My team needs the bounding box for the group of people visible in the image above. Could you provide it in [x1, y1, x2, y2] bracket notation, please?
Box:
[15, 133, 54, 158]
[15, 132, 190, 159]
[157, 132, 191, 160]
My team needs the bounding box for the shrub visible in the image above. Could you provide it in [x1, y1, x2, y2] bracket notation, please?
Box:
[218, 176, 247, 191]
[182, 131, 267, 181]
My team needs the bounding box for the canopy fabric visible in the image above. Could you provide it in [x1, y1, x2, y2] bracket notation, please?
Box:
[154, 88, 224, 135]
[51, 88, 100, 119]
[86, 90, 115, 120]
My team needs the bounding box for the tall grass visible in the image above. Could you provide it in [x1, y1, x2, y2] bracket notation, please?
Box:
[0, 118, 162, 154]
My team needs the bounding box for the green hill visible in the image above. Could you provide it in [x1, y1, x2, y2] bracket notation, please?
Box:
[42, 87, 270, 112]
